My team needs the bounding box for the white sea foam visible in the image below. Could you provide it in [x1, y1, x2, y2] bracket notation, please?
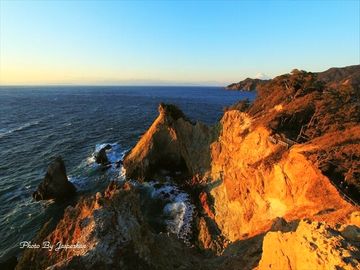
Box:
[86, 155, 96, 165]
[147, 182, 195, 244]
[0, 121, 40, 138]
[163, 201, 186, 233]
[95, 143, 124, 163]
[81, 143, 129, 182]
[85, 143, 127, 169]
[118, 166, 127, 180]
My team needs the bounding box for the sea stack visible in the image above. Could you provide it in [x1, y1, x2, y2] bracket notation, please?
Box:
[95, 147, 110, 166]
[33, 156, 76, 201]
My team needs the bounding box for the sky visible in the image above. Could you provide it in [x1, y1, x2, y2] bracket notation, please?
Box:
[0, 0, 359, 86]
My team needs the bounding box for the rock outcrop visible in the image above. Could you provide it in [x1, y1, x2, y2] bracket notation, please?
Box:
[17, 181, 269, 270]
[226, 78, 269, 91]
[19, 182, 206, 269]
[123, 103, 217, 181]
[208, 110, 358, 241]
[95, 147, 109, 166]
[33, 157, 76, 201]
[258, 219, 360, 270]
[122, 66, 360, 267]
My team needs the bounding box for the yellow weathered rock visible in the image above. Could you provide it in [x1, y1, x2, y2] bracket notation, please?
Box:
[258, 220, 360, 270]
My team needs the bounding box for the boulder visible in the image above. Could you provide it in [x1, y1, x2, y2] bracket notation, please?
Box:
[33, 156, 76, 201]
[95, 148, 109, 166]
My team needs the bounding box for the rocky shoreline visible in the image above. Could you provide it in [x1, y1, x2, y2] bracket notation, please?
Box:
[11, 66, 360, 269]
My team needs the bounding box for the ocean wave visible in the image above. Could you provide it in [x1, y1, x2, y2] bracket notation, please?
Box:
[145, 182, 195, 244]
[0, 121, 40, 139]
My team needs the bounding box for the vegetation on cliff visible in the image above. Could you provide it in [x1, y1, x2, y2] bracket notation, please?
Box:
[248, 66, 360, 200]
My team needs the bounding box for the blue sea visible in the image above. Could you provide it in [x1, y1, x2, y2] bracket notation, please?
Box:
[0, 86, 255, 261]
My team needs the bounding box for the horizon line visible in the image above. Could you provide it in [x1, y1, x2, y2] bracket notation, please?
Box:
[0, 84, 226, 87]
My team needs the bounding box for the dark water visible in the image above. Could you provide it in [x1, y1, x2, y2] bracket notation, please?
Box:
[0, 86, 255, 261]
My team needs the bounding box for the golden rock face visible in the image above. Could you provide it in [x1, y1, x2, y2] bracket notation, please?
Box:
[258, 220, 360, 270]
[209, 110, 359, 242]
[123, 102, 359, 269]
[123, 104, 217, 182]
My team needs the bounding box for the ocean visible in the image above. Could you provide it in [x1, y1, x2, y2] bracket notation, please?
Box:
[0, 86, 255, 261]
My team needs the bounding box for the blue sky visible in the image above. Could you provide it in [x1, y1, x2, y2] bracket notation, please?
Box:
[0, 0, 359, 85]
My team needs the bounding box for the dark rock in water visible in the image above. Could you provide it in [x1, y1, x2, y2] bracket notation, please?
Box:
[0, 256, 17, 270]
[115, 160, 123, 168]
[101, 164, 112, 171]
[95, 148, 109, 166]
[104, 144, 112, 150]
[33, 156, 76, 201]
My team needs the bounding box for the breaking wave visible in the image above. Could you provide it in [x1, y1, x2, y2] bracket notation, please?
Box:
[145, 182, 195, 244]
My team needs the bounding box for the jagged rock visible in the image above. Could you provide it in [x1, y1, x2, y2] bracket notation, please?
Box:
[18, 182, 205, 270]
[341, 225, 360, 242]
[258, 220, 360, 270]
[123, 67, 360, 244]
[18, 180, 267, 270]
[32, 157, 76, 201]
[95, 148, 109, 166]
[124, 102, 358, 243]
[208, 109, 359, 241]
[123, 103, 217, 181]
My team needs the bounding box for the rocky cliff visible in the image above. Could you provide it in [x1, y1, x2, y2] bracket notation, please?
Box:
[17, 66, 360, 269]
[208, 110, 358, 242]
[124, 65, 360, 267]
[123, 103, 217, 182]
[257, 219, 360, 270]
[17, 182, 208, 270]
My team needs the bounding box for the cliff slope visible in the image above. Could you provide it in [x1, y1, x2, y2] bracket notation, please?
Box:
[123, 103, 217, 182]
[258, 219, 360, 270]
